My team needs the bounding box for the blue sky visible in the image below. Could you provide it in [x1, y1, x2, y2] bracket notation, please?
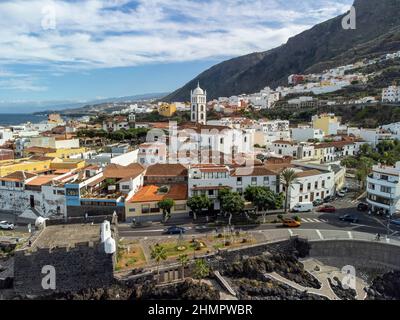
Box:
[0, 0, 353, 105]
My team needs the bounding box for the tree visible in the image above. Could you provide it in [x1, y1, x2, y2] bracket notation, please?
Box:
[193, 258, 210, 284]
[187, 195, 211, 220]
[244, 186, 284, 223]
[177, 254, 189, 279]
[150, 244, 167, 279]
[220, 191, 245, 225]
[158, 198, 175, 222]
[280, 168, 299, 213]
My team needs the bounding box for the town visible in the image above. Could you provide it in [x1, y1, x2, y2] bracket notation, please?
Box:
[1, 57, 400, 300]
[1, 0, 400, 302]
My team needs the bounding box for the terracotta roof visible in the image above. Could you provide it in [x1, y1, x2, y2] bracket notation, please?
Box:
[232, 166, 276, 177]
[272, 140, 295, 145]
[313, 141, 354, 149]
[25, 175, 58, 186]
[145, 163, 188, 177]
[103, 163, 145, 180]
[295, 169, 323, 178]
[129, 184, 187, 203]
[264, 163, 295, 174]
[25, 146, 56, 154]
[0, 171, 36, 182]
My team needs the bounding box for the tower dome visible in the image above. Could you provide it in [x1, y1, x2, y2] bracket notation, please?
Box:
[192, 82, 204, 95]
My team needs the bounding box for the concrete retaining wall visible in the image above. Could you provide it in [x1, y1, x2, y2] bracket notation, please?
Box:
[309, 240, 400, 271]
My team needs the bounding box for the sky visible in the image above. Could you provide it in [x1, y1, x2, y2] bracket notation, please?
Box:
[0, 0, 354, 106]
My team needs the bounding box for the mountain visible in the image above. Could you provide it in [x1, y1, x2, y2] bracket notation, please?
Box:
[0, 92, 169, 115]
[164, 0, 400, 102]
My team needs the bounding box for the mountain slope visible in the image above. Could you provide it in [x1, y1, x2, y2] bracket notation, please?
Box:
[164, 0, 400, 102]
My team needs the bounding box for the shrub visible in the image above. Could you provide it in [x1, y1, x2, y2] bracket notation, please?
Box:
[293, 215, 301, 222]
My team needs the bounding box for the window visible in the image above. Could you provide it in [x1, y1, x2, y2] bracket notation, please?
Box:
[237, 177, 242, 185]
[300, 184, 303, 192]
[208, 190, 214, 196]
[141, 205, 150, 214]
[129, 208, 135, 212]
[381, 175, 389, 181]
[368, 183, 375, 190]
[263, 176, 269, 184]
[251, 177, 257, 185]
[299, 196, 303, 202]
[314, 181, 318, 189]
[66, 188, 79, 196]
[322, 180, 325, 188]
[307, 183, 311, 191]
[381, 186, 391, 193]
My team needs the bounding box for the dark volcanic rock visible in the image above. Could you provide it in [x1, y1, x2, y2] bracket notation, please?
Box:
[367, 271, 400, 300]
[328, 277, 357, 300]
[222, 252, 321, 289]
[232, 278, 327, 301]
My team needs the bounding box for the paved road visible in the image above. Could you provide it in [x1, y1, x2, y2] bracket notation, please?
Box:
[118, 193, 400, 239]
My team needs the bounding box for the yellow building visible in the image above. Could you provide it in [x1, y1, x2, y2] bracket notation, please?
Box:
[158, 103, 176, 117]
[312, 113, 340, 135]
[24, 146, 86, 159]
[50, 158, 86, 170]
[0, 158, 52, 177]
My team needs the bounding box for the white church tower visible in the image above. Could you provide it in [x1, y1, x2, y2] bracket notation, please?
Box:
[191, 82, 207, 125]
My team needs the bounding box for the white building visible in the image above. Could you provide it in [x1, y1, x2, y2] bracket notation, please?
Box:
[0, 128, 13, 146]
[382, 85, 400, 103]
[268, 141, 315, 160]
[287, 165, 335, 209]
[367, 162, 400, 215]
[292, 127, 324, 142]
[138, 142, 167, 166]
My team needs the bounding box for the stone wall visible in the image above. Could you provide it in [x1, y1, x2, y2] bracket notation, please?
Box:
[14, 242, 115, 296]
[67, 205, 125, 221]
[309, 240, 400, 271]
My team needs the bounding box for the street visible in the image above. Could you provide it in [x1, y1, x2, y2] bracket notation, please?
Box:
[118, 192, 400, 239]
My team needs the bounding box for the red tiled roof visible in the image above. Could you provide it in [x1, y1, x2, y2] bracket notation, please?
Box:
[129, 184, 187, 203]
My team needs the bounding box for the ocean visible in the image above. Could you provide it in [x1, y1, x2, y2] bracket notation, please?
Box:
[0, 113, 48, 126]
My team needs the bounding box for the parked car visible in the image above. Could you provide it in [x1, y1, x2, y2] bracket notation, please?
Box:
[317, 205, 336, 213]
[164, 226, 186, 235]
[323, 195, 336, 203]
[339, 214, 359, 223]
[313, 199, 324, 206]
[0, 221, 14, 230]
[336, 191, 345, 197]
[282, 218, 301, 228]
[390, 219, 400, 226]
[292, 202, 313, 212]
[357, 203, 369, 211]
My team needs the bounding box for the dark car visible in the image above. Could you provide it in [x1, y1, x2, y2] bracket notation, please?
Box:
[164, 226, 186, 235]
[357, 203, 369, 211]
[323, 195, 335, 203]
[339, 214, 359, 223]
[317, 205, 336, 213]
[390, 219, 400, 226]
[313, 199, 324, 206]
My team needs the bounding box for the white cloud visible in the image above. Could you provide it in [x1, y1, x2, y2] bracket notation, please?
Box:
[0, 0, 353, 91]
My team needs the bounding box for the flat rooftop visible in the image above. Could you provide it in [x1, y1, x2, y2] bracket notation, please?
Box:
[32, 224, 100, 249]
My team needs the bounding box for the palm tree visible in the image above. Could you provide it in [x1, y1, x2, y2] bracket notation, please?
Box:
[280, 168, 299, 213]
[193, 258, 210, 284]
[177, 254, 189, 279]
[150, 244, 167, 280]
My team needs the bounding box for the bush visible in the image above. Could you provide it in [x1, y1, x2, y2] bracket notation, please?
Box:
[293, 215, 301, 222]
[277, 214, 283, 220]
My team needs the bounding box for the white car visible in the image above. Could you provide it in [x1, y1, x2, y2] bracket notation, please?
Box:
[0, 221, 15, 230]
[337, 191, 345, 197]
